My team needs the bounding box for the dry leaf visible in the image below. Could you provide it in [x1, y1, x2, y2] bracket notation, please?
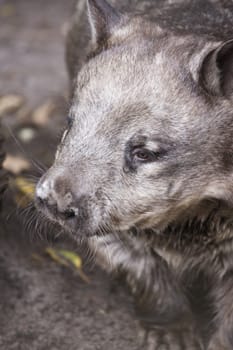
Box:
[14, 177, 35, 198]
[14, 193, 31, 208]
[0, 4, 16, 17]
[0, 95, 24, 117]
[45, 247, 90, 283]
[58, 249, 82, 269]
[10, 177, 35, 208]
[31, 101, 56, 126]
[18, 127, 36, 142]
[58, 249, 90, 283]
[45, 248, 69, 267]
[3, 155, 30, 174]
[31, 253, 45, 264]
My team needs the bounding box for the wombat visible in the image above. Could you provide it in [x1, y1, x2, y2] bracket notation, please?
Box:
[35, 0, 233, 349]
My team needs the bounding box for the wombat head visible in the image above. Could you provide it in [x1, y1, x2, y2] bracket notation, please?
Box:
[36, 0, 233, 238]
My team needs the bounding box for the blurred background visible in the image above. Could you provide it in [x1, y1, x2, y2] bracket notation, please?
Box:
[0, 1, 137, 349]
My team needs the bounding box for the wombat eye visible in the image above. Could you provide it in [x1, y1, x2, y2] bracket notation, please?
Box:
[132, 148, 159, 162]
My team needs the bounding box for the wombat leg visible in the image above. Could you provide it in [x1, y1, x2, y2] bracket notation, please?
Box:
[121, 251, 203, 349]
[90, 235, 203, 348]
[207, 270, 233, 350]
[139, 327, 204, 350]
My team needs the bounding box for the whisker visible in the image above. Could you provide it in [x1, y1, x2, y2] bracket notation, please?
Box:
[5, 125, 47, 174]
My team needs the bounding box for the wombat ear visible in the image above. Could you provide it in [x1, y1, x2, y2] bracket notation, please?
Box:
[87, 0, 123, 47]
[198, 39, 233, 97]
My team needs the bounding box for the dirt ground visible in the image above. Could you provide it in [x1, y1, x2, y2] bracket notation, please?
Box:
[0, 1, 137, 349]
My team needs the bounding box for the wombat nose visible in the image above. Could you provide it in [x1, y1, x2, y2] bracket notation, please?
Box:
[35, 176, 77, 221]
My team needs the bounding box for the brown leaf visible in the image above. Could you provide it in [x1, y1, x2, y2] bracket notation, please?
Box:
[0, 4, 16, 17]
[0, 95, 24, 117]
[10, 176, 35, 208]
[45, 248, 90, 283]
[14, 177, 35, 197]
[3, 155, 30, 174]
[31, 100, 56, 126]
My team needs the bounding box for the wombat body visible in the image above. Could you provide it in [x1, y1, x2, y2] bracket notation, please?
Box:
[36, 1, 233, 349]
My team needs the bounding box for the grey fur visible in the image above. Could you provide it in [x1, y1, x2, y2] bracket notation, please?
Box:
[36, 1, 233, 349]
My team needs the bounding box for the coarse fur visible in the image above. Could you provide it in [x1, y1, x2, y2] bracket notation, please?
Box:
[36, 1, 233, 349]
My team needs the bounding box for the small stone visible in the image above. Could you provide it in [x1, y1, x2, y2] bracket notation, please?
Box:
[18, 127, 36, 142]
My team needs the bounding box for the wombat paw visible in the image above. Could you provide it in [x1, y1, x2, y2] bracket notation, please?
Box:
[139, 328, 203, 350]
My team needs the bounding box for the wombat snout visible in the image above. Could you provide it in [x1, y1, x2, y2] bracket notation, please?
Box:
[35, 175, 78, 222]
